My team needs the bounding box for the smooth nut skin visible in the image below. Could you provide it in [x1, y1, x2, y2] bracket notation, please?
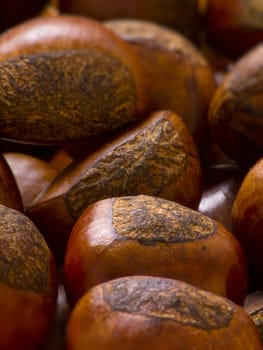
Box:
[59, 0, 200, 42]
[105, 19, 215, 156]
[0, 153, 23, 211]
[198, 163, 245, 231]
[205, 0, 263, 57]
[209, 44, 263, 166]
[27, 110, 202, 263]
[232, 158, 263, 278]
[0, 15, 149, 144]
[64, 194, 248, 307]
[0, 204, 57, 350]
[66, 276, 262, 350]
[4, 152, 58, 209]
[44, 283, 70, 350]
[0, 0, 47, 32]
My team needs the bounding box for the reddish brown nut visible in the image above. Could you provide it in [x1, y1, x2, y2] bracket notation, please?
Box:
[198, 163, 245, 231]
[0, 15, 149, 144]
[204, 0, 263, 57]
[232, 158, 263, 281]
[105, 19, 216, 156]
[27, 110, 202, 263]
[64, 194, 248, 306]
[48, 149, 73, 173]
[208, 44, 263, 166]
[66, 276, 262, 350]
[59, 0, 200, 42]
[0, 0, 48, 32]
[0, 204, 57, 350]
[0, 153, 23, 211]
[44, 283, 69, 350]
[3, 152, 58, 209]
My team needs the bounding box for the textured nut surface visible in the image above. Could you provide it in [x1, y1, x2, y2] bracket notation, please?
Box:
[66, 276, 262, 350]
[63, 195, 248, 306]
[209, 44, 263, 165]
[0, 204, 57, 350]
[0, 49, 136, 143]
[105, 19, 215, 154]
[28, 110, 202, 262]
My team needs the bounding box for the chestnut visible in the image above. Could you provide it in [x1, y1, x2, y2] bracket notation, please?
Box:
[208, 44, 263, 166]
[48, 148, 73, 173]
[27, 110, 202, 263]
[64, 194, 248, 306]
[0, 15, 149, 144]
[105, 19, 216, 156]
[3, 152, 58, 209]
[0, 153, 23, 211]
[0, 204, 57, 350]
[44, 283, 69, 350]
[198, 163, 245, 231]
[232, 158, 263, 284]
[59, 0, 200, 42]
[65, 276, 262, 350]
[204, 0, 263, 57]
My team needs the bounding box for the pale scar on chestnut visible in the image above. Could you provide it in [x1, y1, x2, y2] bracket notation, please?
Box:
[112, 196, 216, 243]
[103, 278, 234, 329]
[66, 118, 190, 219]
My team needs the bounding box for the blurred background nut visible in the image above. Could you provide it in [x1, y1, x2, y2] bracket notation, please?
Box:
[64, 194, 248, 306]
[3, 152, 58, 209]
[58, 0, 200, 43]
[208, 44, 263, 167]
[0, 15, 149, 144]
[66, 276, 262, 350]
[198, 163, 245, 231]
[105, 19, 216, 158]
[0, 153, 23, 211]
[27, 110, 202, 263]
[204, 0, 263, 57]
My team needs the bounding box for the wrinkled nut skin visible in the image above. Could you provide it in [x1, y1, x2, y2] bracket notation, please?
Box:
[0, 204, 57, 350]
[4, 152, 58, 209]
[0, 0, 47, 32]
[232, 158, 263, 279]
[66, 276, 262, 350]
[0, 153, 23, 211]
[59, 0, 200, 42]
[0, 15, 149, 144]
[63, 195, 248, 307]
[209, 44, 263, 166]
[105, 19, 216, 157]
[205, 0, 263, 57]
[245, 292, 263, 343]
[27, 110, 202, 263]
[0, 49, 138, 144]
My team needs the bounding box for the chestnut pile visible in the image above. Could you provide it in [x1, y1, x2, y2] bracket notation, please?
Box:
[0, 0, 262, 349]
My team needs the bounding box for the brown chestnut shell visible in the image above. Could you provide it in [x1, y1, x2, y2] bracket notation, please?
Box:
[66, 276, 262, 350]
[63, 194, 248, 306]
